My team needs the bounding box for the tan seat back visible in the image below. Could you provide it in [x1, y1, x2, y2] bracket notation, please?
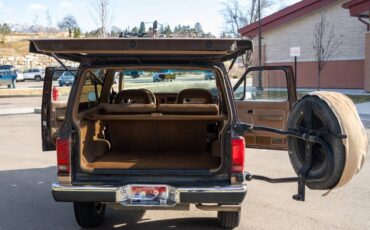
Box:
[115, 89, 156, 104]
[176, 88, 214, 104]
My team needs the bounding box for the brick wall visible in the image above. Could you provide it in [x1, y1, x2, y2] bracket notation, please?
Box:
[260, 0, 367, 63]
[365, 32, 370, 92]
[266, 59, 364, 89]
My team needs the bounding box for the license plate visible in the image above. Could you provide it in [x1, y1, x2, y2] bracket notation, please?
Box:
[130, 185, 168, 205]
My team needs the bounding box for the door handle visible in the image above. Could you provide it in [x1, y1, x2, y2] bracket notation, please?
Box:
[258, 115, 283, 121]
[56, 116, 65, 121]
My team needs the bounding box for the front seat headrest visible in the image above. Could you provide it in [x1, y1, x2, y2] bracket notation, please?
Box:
[114, 89, 156, 104]
[176, 88, 214, 104]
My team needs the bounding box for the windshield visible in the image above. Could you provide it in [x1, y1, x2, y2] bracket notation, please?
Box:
[115, 69, 217, 94]
[62, 71, 76, 77]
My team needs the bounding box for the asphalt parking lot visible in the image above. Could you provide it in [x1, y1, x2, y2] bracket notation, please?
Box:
[0, 98, 369, 230]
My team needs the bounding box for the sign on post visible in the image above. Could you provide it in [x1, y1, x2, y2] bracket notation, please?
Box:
[290, 47, 301, 57]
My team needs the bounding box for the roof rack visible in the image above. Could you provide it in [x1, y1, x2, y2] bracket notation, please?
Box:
[29, 38, 253, 64]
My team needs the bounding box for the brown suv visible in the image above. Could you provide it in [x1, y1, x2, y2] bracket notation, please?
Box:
[31, 38, 367, 229]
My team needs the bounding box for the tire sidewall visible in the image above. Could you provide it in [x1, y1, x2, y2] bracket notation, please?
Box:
[287, 95, 345, 190]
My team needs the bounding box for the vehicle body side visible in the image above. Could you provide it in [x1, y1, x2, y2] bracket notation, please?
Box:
[0, 65, 17, 88]
[23, 68, 45, 81]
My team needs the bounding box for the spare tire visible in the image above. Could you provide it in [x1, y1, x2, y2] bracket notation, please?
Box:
[287, 92, 368, 190]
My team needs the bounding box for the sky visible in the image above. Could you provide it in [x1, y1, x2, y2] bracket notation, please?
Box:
[0, 0, 300, 35]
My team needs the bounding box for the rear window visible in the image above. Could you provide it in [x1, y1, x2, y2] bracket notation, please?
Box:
[116, 69, 217, 94]
[76, 67, 218, 112]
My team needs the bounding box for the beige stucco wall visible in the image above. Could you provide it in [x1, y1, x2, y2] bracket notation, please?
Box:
[260, 0, 367, 63]
[365, 32, 370, 92]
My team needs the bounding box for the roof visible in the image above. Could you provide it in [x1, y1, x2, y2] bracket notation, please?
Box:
[0, 65, 14, 70]
[29, 38, 253, 64]
[342, 0, 370, 17]
[239, 0, 337, 37]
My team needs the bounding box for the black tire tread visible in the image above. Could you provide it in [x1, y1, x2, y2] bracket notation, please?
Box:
[217, 211, 241, 229]
[73, 202, 106, 228]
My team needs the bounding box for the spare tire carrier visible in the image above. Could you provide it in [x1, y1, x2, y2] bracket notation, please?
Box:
[240, 101, 347, 201]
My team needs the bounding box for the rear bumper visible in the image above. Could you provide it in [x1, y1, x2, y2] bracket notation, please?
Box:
[52, 183, 247, 205]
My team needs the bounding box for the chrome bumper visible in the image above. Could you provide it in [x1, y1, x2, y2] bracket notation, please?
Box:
[52, 183, 247, 204]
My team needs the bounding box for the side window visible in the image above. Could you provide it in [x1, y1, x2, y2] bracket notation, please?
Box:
[78, 70, 104, 112]
[234, 69, 288, 102]
[52, 70, 73, 102]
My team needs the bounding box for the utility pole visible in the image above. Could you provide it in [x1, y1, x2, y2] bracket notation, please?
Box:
[257, 0, 263, 92]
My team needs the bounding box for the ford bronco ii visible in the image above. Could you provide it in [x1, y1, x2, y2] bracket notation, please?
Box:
[31, 38, 368, 229]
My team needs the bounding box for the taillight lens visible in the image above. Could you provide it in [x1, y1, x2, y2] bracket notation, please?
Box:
[56, 137, 70, 174]
[232, 137, 245, 173]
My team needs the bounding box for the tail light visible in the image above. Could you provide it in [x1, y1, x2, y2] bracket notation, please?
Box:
[232, 137, 245, 173]
[56, 137, 71, 175]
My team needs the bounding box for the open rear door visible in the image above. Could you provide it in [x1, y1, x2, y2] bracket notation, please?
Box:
[233, 66, 297, 150]
[41, 67, 74, 151]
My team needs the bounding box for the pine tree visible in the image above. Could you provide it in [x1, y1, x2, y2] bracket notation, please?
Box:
[138, 22, 146, 35]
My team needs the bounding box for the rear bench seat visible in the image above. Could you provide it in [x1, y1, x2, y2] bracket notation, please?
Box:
[86, 102, 221, 154]
[99, 103, 156, 114]
[157, 104, 219, 115]
[95, 103, 219, 116]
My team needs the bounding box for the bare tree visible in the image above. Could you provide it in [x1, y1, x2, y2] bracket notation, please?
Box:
[221, 0, 275, 38]
[58, 15, 78, 37]
[0, 23, 11, 43]
[45, 10, 53, 33]
[313, 9, 342, 90]
[221, 0, 278, 69]
[89, 0, 115, 37]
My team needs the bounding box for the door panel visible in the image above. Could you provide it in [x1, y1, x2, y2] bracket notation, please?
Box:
[49, 101, 68, 145]
[233, 66, 297, 150]
[41, 67, 74, 151]
[236, 100, 289, 149]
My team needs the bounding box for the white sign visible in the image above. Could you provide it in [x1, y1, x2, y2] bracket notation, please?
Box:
[290, 47, 301, 57]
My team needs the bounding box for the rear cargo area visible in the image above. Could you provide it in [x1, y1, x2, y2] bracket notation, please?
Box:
[78, 104, 226, 172]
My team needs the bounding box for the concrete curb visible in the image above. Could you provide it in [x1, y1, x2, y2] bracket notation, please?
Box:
[0, 88, 43, 97]
[0, 87, 70, 98]
[0, 108, 36, 116]
[0, 107, 41, 116]
[34, 107, 41, 114]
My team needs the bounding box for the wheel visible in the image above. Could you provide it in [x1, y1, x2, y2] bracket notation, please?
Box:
[35, 76, 41, 81]
[217, 211, 241, 229]
[287, 95, 345, 190]
[73, 202, 106, 228]
[59, 83, 64, 87]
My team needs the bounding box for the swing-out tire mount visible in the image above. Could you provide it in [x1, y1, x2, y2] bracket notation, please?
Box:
[242, 100, 346, 201]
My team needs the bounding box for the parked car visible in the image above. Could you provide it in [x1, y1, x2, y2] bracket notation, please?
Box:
[58, 71, 76, 86]
[32, 38, 368, 229]
[23, 68, 45, 81]
[153, 69, 176, 82]
[0, 65, 17, 88]
[204, 70, 215, 80]
[51, 66, 77, 80]
[124, 70, 142, 79]
[16, 71, 25, 82]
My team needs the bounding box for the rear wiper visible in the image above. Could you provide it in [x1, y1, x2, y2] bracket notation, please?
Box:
[50, 53, 76, 76]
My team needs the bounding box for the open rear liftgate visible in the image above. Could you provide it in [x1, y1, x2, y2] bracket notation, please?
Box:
[237, 101, 347, 201]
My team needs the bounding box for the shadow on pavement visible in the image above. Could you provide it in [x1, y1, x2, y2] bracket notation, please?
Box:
[100, 213, 221, 230]
[0, 166, 223, 230]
